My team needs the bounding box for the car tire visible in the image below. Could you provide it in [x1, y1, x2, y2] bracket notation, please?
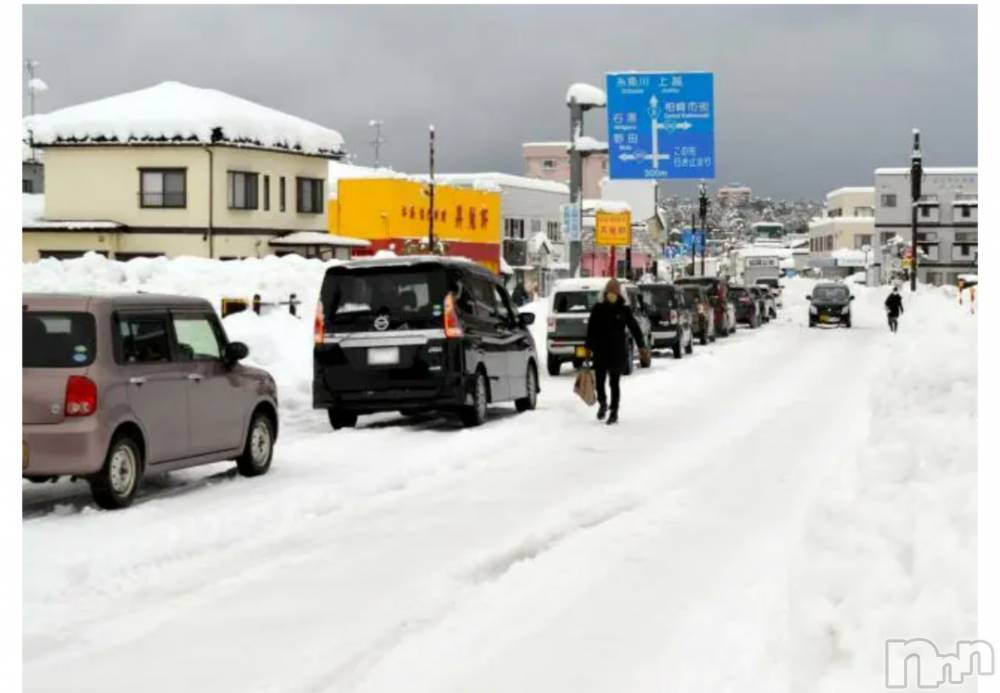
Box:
[809, 318, 817, 328]
[843, 319, 852, 329]
[672, 341, 682, 359]
[515, 363, 538, 412]
[236, 410, 274, 477]
[571, 358, 584, 370]
[90, 434, 143, 510]
[546, 355, 561, 377]
[461, 371, 489, 427]
[328, 410, 358, 430]
[700, 329, 708, 346]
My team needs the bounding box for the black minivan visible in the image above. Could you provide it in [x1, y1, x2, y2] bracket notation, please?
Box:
[313, 256, 540, 429]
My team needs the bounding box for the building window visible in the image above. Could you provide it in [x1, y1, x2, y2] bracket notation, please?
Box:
[853, 234, 873, 249]
[227, 171, 259, 210]
[542, 159, 557, 170]
[917, 232, 938, 242]
[296, 177, 324, 213]
[547, 221, 560, 241]
[140, 168, 186, 208]
[960, 206, 971, 218]
[23, 179, 33, 193]
[880, 193, 897, 208]
[920, 206, 931, 218]
[504, 218, 525, 240]
[530, 219, 542, 234]
[827, 207, 842, 218]
[918, 244, 939, 261]
[263, 175, 270, 211]
[853, 206, 874, 217]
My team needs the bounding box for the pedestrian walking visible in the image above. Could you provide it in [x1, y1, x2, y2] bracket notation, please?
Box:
[885, 286, 904, 333]
[511, 281, 529, 307]
[584, 278, 649, 425]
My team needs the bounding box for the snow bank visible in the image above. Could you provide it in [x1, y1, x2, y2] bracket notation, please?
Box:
[565, 82, 607, 107]
[789, 284, 977, 692]
[25, 81, 344, 156]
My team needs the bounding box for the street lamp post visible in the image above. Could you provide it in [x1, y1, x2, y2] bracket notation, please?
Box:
[699, 181, 709, 277]
[910, 129, 922, 292]
[368, 119, 385, 168]
[428, 125, 436, 253]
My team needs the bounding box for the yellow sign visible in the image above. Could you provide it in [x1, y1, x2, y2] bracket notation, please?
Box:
[595, 211, 632, 247]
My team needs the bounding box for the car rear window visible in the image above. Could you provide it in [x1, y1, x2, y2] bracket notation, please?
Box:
[23, 312, 96, 368]
[680, 287, 703, 304]
[320, 265, 448, 332]
[553, 290, 601, 313]
[640, 287, 681, 311]
[813, 285, 849, 301]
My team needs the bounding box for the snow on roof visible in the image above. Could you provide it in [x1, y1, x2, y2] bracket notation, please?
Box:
[583, 199, 631, 214]
[327, 162, 413, 197]
[268, 231, 370, 248]
[499, 256, 513, 275]
[565, 83, 607, 107]
[22, 193, 121, 230]
[573, 135, 608, 153]
[522, 141, 570, 148]
[736, 245, 791, 259]
[527, 232, 552, 255]
[23, 141, 42, 163]
[875, 166, 977, 176]
[430, 173, 569, 195]
[25, 81, 345, 157]
[952, 199, 978, 206]
[825, 186, 874, 198]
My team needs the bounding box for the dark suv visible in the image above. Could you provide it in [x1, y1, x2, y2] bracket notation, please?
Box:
[678, 284, 717, 345]
[675, 277, 736, 337]
[639, 284, 694, 358]
[313, 256, 539, 429]
[808, 282, 854, 328]
[729, 286, 761, 328]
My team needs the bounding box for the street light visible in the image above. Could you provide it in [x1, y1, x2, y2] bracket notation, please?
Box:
[910, 129, 923, 292]
[699, 181, 709, 276]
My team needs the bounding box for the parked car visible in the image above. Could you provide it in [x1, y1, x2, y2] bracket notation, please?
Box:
[748, 285, 774, 322]
[546, 277, 649, 376]
[22, 293, 277, 509]
[621, 282, 654, 360]
[807, 282, 854, 328]
[675, 277, 736, 337]
[754, 277, 783, 311]
[313, 256, 539, 429]
[728, 285, 762, 328]
[639, 284, 694, 358]
[678, 284, 717, 345]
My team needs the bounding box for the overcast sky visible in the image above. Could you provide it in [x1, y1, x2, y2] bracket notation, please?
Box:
[23, 4, 976, 200]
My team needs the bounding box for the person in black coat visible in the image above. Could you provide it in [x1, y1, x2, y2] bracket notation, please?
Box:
[511, 281, 529, 307]
[584, 278, 648, 425]
[885, 287, 904, 333]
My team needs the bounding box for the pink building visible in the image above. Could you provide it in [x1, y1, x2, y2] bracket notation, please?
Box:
[522, 142, 608, 199]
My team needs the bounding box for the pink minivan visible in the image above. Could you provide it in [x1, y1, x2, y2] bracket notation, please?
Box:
[22, 293, 278, 509]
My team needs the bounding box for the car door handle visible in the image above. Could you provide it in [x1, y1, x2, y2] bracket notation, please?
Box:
[187, 373, 204, 382]
[128, 376, 147, 385]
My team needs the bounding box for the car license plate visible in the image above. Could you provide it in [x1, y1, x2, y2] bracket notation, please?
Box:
[820, 315, 835, 323]
[367, 346, 400, 365]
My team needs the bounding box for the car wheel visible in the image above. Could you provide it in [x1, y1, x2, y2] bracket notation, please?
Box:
[546, 354, 561, 377]
[90, 434, 143, 510]
[461, 371, 489, 427]
[843, 319, 852, 329]
[328, 409, 358, 430]
[672, 341, 682, 359]
[515, 363, 538, 412]
[236, 410, 274, 477]
[699, 329, 708, 346]
[809, 318, 817, 328]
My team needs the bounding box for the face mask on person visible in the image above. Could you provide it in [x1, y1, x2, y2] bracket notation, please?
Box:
[607, 292, 619, 303]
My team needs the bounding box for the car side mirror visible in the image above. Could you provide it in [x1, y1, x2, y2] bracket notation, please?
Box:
[224, 341, 249, 366]
[518, 312, 535, 327]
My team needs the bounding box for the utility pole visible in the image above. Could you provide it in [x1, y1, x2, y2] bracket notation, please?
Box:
[690, 211, 697, 276]
[568, 98, 584, 276]
[428, 125, 436, 253]
[699, 181, 709, 277]
[24, 59, 41, 116]
[910, 129, 922, 292]
[368, 119, 385, 168]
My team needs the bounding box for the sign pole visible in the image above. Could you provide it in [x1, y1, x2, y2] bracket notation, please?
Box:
[428, 125, 436, 253]
[610, 245, 617, 278]
[910, 129, 922, 292]
[569, 98, 583, 277]
[690, 211, 696, 276]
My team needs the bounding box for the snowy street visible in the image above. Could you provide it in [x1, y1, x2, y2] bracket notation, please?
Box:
[22, 268, 977, 693]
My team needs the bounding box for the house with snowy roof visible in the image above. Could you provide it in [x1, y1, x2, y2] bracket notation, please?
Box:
[21, 81, 356, 262]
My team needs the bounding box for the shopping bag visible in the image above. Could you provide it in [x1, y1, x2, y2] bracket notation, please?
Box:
[574, 366, 597, 406]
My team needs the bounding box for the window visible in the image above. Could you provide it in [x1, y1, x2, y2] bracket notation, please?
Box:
[467, 276, 498, 319]
[827, 207, 842, 218]
[172, 313, 224, 361]
[492, 285, 514, 323]
[263, 175, 270, 211]
[140, 169, 186, 208]
[39, 250, 108, 260]
[547, 221, 560, 240]
[960, 206, 971, 218]
[504, 218, 525, 239]
[228, 171, 259, 210]
[530, 219, 542, 234]
[880, 232, 895, 244]
[920, 206, 931, 218]
[918, 244, 939, 261]
[296, 177, 324, 213]
[115, 314, 172, 364]
[952, 244, 976, 262]
[853, 206, 874, 217]
[23, 179, 33, 193]
[542, 159, 557, 170]
[917, 232, 938, 242]
[880, 194, 897, 208]
[22, 312, 96, 368]
[853, 234, 873, 250]
[279, 176, 286, 212]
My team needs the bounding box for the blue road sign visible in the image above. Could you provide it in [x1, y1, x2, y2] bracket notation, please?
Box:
[680, 229, 705, 255]
[606, 72, 715, 180]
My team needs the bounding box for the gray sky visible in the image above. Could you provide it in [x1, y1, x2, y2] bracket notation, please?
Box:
[22, 4, 976, 200]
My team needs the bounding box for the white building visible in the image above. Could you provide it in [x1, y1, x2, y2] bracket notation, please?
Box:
[808, 187, 875, 278]
[873, 166, 977, 286]
[717, 184, 752, 205]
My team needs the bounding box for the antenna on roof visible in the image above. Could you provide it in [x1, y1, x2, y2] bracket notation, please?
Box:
[368, 119, 385, 168]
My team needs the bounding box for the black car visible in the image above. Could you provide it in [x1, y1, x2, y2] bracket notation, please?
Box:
[639, 284, 694, 358]
[675, 276, 737, 337]
[808, 282, 854, 328]
[313, 256, 540, 429]
[678, 284, 717, 345]
[728, 286, 761, 328]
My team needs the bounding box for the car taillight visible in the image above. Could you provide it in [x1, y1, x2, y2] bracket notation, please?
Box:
[65, 376, 97, 417]
[740, 297, 751, 304]
[443, 293, 464, 338]
[547, 316, 556, 331]
[669, 309, 678, 323]
[314, 302, 325, 345]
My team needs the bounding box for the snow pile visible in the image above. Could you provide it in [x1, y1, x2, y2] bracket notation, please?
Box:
[572, 135, 608, 153]
[22, 193, 122, 229]
[789, 285, 977, 692]
[565, 82, 607, 107]
[25, 81, 345, 156]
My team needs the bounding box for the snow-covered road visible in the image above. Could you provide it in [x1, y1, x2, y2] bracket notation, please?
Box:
[22, 271, 977, 693]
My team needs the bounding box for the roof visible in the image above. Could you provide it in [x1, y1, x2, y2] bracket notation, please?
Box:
[268, 231, 370, 248]
[333, 254, 489, 273]
[24, 81, 345, 157]
[327, 161, 413, 196]
[875, 166, 977, 176]
[429, 172, 569, 195]
[22, 193, 122, 230]
[825, 186, 874, 198]
[583, 199, 631, 214]
[573, 135, 608, 153]
[23, 292, 211, 308]
[522, 141, 570, 149]
[566, 83, 607, 107]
